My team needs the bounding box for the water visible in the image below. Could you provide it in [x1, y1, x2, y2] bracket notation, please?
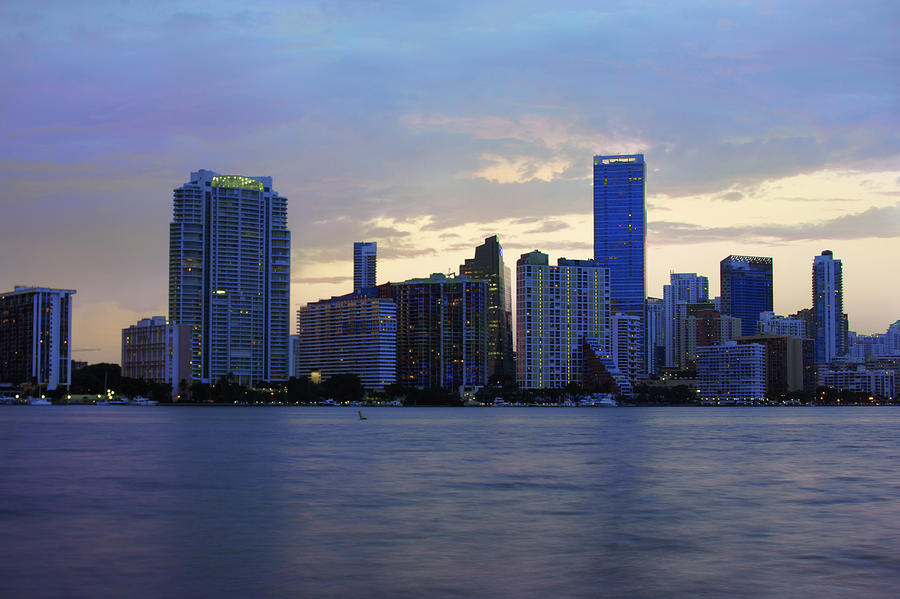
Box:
[1, 406, 898, 598]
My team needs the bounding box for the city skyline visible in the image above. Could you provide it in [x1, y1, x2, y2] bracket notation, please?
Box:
[1, 2, 897, 363]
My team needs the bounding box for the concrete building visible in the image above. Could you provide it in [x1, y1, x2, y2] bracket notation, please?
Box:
[516, 251, 611, 389]
[296, 291, 396, 389]
[681, 307, 742, 370]
[818, 365, 895, 400]
[812, 250, 845, 364]
[169, 170, 291, 384]
[645, 297, 665, 376]
[460, 235, 514, 383]
[121, 316, 192, 396]
[757, 311, 807, 338]
[0, 286, 75, 391]
[663, 272, 710, 368]
[736, 334, 815, 397]
[383, 274, 488, 393]
[353, 242, 377, 292]
[697, 341, 766, 401]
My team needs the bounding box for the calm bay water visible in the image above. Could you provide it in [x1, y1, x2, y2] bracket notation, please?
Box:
[1, 406, 898, 598]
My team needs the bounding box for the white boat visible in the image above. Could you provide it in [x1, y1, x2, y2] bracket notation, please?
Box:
[128, 397, 158, 406]
[26, 397, 52, 406]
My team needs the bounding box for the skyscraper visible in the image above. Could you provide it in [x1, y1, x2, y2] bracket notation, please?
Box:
[459, 235, 514, 383]
[516, 251, 611, 389]
[593, 154, 646, 379]
[593, 154, 646, 316]
[353, 242, 377, 291]
[169, 170, 291, 385]
[812, 250, 844, 364]
[720, 255, 773, 337]
[0, 286, 75, 391]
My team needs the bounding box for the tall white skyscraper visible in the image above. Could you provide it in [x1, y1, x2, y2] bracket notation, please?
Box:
[169, 170, 291, 384]
[353, 242, 376, 291]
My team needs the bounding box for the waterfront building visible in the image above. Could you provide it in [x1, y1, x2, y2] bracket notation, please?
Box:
[697, 341, 766, 401]
[757, 311, 807, 338]
[663, 273, 710, 368]
[121, 317, 192, 397]
[459, 235, 514, 382]
[818, 365, 895, 400]
[169, 170, 291, 384]
[720, 255, 773, 337]
[645, 297, 665, 376]
[812, 250, 845, 364]
[296, 291, 396, 389]
[0, 286, 75, 391]
[353, 242, 377, 292]
[516, 251, 611, 390]
[382, 274, 487, 393]
[593, 154, 646, 375]
[611, 312, 642, 384]
[737, 334, 815, 397]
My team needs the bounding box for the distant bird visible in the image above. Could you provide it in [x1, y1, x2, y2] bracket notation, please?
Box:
[358, 410, 367, 420]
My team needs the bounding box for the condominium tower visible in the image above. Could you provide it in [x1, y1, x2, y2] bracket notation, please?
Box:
[353, 242, 377, 291]
[0, 286, 75, 391]
[169, 170, 291, 384]
[812, 250, 844, 364]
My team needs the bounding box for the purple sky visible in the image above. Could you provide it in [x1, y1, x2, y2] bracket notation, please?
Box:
[1, 1, 898, 363]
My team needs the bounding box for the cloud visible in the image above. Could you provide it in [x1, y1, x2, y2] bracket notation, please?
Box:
[525, 219, 571, 234]
[651, 201, 900, 245]
[717, 191, 744, 202]
[292, 276, 349, 285]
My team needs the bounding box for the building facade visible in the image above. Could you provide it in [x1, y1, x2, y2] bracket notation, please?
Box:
[296, 291, 396, 389]
[382, 274, 488, 392]
[459, 235, 514, 382]
[812, 250, 844, 364]
[757, 311, 807, 338]
[0, 286, 75, 391]
[121, 316, 192, 396]
[169, 170, 291, 384]
[737, 334, 815, 397]
[663, 272, 710, 368]
[353, 242, 377, 292]
[720, 255, 773, 337]
[697, 341, 767, 401]
[593, 154, 646, 376]
[516, 251, 611, 389]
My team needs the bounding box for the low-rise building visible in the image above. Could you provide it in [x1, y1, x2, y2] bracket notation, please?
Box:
[697, 341, 766, 401]
[121, 316, 192, 396]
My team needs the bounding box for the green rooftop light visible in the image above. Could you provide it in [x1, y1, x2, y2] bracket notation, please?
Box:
[211, 175, 263, 191]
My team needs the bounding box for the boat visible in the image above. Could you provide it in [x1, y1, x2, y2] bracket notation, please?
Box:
[26, 397, 52, 406]
[128, 397, 158, 406]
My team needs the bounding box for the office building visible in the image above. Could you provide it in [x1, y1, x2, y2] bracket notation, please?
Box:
[720, 255, 773, 337]
[460, 235, 514, 382]
[382, 274, 488, 392]
[812, 250, 844, 364]
[737, 334, 815, 396]
[697, 341, 766, 401]
[169, 170, 291, 384]
[516, 251, 611, 389]
[593, 154, 646, 376]
[353, 242, 377, 292]
[121, 316, 192, 396]
[296, 291, 396, 389]
[0, 286, 75, 391]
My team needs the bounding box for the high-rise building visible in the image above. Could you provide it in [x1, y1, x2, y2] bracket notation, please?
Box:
[382, 274, 488, 392]
[593, 154, 646, 377]
[169, 170, 291, 385]
[516, 251, 611, 389]
[353, 242, 377, 292]
[757, 311, 807, 338]
[812, 250, 844, 364]
[121, 316, 192, 397]
[736, 334, 815, 397]
[0, 286, 75, 391]
[645, 297, 665, 376]
[459, 235, 514, 383]
[697, 341, 766, 401]
[720, 255, 773, 337]
[296, 290, 396, 389]
[663, 273, 710, 368]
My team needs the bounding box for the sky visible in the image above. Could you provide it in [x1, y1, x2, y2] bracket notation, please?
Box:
[1, 0, 898, 364]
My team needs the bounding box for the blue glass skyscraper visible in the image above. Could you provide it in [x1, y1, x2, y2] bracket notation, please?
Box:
[593, 154, 646, 316]
[719, 255, 773, 337]
[593, 154, 646, 377]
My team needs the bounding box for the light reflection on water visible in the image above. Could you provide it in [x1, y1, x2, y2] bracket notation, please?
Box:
[1, 407, 899, 598]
